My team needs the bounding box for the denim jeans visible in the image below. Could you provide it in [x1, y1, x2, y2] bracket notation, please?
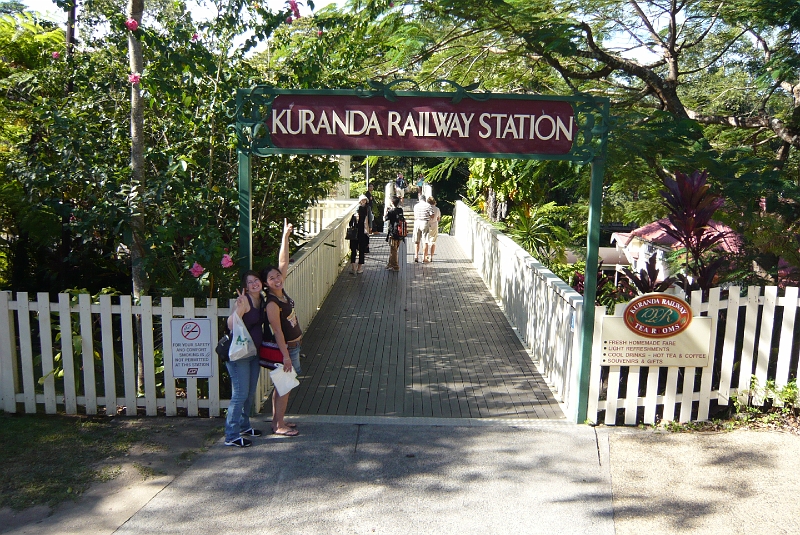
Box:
[289, 344, 302, 376]
[225, 355, 261, 442]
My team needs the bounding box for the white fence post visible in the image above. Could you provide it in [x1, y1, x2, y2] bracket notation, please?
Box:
[99, 294, 116, 417]
[38, 292, 57, 414]
[17, 292, 37, 414]
[120, 295, 137, 416]
[141, 296, 157, 416]
[207, 298, 222, 417]
[161, 297, 177, 416]
[57, 293, 78, 415]
[775, 286, 799, 400]
[78, 293, 97, 415]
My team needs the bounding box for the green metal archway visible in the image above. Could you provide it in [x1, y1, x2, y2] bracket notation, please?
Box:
[234, 81, 610, 422]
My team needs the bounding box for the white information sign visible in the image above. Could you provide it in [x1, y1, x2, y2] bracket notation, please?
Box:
[601, 316, 713, 367]
[171, 319, 213, 378]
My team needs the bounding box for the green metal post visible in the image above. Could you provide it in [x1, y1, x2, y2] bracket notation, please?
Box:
[576, 155, 606, 422]
[238, 150, 252, 271]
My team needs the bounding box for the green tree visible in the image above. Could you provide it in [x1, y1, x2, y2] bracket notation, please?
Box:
[345, 0, 800, 278]
[0, 1, 25, 15]
[0, 1, 340, 295]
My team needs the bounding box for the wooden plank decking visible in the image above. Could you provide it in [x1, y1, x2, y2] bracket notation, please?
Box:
[287, 221, 565, 420]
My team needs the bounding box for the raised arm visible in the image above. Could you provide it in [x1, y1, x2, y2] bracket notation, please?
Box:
[226, 288, 250, 330]
[278, 218, 292, 277]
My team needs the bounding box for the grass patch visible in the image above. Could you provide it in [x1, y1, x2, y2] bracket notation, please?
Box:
[132, 463, 166, 480]
[96, 465, 123, 482]
[0, 412, 141, 510]
[177, 449, 198, 464]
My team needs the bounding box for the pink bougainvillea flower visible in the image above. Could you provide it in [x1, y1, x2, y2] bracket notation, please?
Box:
[317, 30, 323, 36]
[286, 16, 293, 24]
[189, 262, 205, 278]
[287, 0, 301, 19]
[52, 51, 60, 59]
[221, 254, 234, 268]
[125, 18, 139, 32]
[191, 33, 199, 42]
[128, 73, 141, 84]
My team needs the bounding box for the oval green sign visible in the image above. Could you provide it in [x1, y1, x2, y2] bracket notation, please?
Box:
[624, 293, 692, 338]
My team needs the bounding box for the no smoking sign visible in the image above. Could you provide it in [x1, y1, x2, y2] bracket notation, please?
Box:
[171, 319, 213, 378]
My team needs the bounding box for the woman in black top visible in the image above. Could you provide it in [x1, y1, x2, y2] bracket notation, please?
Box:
[261, 219, 302, 437]
[384, 196, 403, 271]
[349, 195, 370, 274]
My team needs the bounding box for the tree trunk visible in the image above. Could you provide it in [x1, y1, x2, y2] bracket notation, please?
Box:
[485, 188, 507, 222]
[59, 3, 78, 290]
[127, 0, 148, 394]
[486, 188, 496, 222]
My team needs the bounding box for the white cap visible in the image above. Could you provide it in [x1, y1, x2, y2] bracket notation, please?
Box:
[358, 194, 368, 202]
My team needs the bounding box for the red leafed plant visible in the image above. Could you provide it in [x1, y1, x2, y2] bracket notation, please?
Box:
[659, 170, 727, 297]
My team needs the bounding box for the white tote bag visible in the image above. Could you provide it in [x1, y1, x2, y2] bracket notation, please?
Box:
[269, 366, 300, 397]
[229, 313, 256, 361]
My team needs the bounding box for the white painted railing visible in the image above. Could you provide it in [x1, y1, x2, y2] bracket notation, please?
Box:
[451, 201, 585, 422]
[303, 199, 357, 237]
[0, 203, 357, 417]
[588, 286, 800, 425]
[451, 202, 799, 425]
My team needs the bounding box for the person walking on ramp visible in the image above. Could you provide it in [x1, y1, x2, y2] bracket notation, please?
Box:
[423, 196, 441, 263]
[412, 192, 433, 263]
[384, 196, 405, 271]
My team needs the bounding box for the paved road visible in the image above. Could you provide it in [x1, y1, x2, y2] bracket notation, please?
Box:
[4, 417, 798, 535]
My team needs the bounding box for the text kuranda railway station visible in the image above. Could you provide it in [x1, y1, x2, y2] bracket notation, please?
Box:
[265, 94, 575, 156]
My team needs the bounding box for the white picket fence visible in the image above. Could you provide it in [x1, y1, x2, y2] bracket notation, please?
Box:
[5, 197, 797, 425]
[0, 203, 357, 417]
[588, 286, 800, 425]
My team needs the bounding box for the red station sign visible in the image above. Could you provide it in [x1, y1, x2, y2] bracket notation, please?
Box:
[266, 94, 575, 156]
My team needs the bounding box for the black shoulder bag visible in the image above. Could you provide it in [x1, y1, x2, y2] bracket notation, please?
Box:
[216, 332, 232, 362]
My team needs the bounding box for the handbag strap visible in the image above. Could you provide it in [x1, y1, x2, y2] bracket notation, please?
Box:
[261, 296, 277, 343]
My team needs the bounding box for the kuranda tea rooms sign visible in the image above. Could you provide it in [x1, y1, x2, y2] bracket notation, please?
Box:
[601, 293, 712, 367]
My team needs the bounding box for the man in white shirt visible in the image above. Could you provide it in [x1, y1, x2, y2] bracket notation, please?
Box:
[423, 196, 441, 262]
[412, 193, 433, 263]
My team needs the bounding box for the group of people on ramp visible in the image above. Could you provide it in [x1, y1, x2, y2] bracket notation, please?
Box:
[349, 179, 441, 274]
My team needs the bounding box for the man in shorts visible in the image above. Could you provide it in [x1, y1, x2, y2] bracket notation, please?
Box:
[395, 173, 407, 200]
[412, 192, 433, 263]
[423, 196, 441, 263]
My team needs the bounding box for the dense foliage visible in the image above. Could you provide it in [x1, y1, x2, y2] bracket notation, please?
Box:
[0, 2, 340, 298]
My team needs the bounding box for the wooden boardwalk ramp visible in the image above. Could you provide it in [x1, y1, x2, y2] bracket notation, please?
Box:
[287, 227, 565, 420]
